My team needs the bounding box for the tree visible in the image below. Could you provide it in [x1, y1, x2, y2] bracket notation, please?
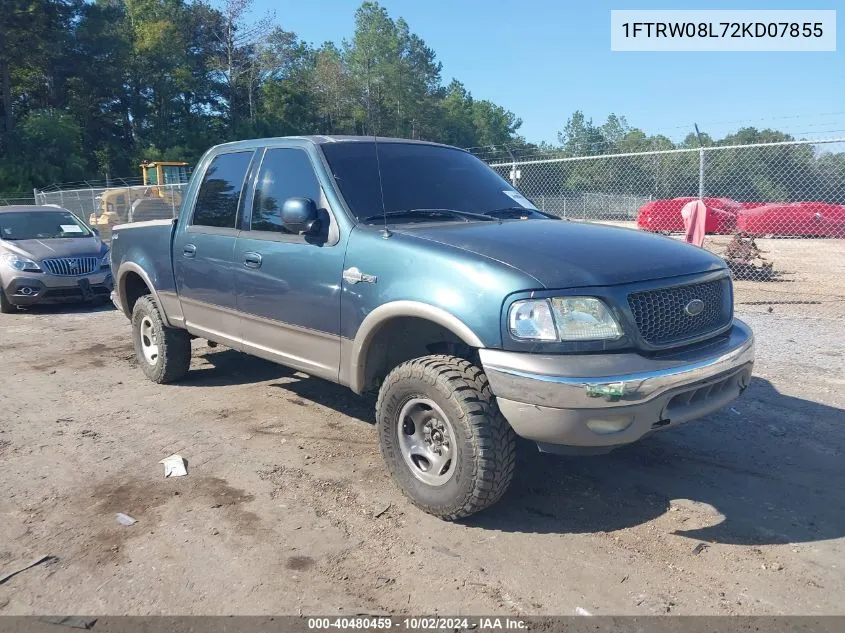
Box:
[18, 109, 86, 187]
[558, 111, 605, 156]
[312, 43, 354, 134]
[439, 80, 475, 148]
[245, 27, 308, 125]
[344, 1, 400, 134]
[210, 0, 273, 132]
[0, 0, 529, 191]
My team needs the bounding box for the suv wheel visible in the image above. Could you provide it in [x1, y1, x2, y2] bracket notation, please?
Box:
[131, 295, 191, 383]
[0, 289, 15, 314]
[376, 355, 516, 520]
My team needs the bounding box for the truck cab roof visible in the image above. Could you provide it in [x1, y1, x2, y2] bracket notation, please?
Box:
[209, 135, 462, 152]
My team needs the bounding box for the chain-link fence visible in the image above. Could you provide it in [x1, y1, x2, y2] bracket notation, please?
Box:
[33, 183, 187, 243]
[0, 192, 36, 206]
[25, 139, 845, 317]
[485, 139, 845, 318]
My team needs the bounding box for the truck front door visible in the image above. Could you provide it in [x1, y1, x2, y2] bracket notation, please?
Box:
[173, 150, 255, 348]
[233, 146, 346, 382]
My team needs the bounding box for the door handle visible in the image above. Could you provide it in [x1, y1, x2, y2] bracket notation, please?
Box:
[243, 252, 262, 269]
[183, 243, 197, 258]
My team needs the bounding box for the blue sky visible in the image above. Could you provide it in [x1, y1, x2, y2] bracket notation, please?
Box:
[249, 0, 843, 145]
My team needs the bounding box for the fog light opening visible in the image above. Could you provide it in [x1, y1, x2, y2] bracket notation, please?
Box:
[17, 286, 36, 296]
[586, 415, 634, 435]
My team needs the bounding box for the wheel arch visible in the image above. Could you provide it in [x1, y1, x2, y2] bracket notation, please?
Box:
[346, 301, 485, 394]
[117, 262, 172, 326]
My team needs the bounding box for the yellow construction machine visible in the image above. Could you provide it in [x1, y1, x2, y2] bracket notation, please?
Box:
[88, 161, 189, 233]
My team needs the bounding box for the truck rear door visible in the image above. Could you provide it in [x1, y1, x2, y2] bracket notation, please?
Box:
[173, 149, 255, 348]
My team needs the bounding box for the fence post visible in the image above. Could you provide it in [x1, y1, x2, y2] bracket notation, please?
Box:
[32, 188, 38, 205]
[505, 147, 519, 187]
[698, 147, 705, 200]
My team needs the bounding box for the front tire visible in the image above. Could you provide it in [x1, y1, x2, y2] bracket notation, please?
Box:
[0, 289, 16, 314]
[376, 355, 516, 520]
[131, 295, 191, 383]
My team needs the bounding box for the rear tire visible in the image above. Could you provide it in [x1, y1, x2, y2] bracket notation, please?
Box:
[0, 289, 16, 314]
[376, 355, 516, 520]
[131, 295, 191, 383]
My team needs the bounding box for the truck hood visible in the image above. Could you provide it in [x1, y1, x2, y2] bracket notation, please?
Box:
[1, 237, 106, 261]
[397, 219, 727, 288]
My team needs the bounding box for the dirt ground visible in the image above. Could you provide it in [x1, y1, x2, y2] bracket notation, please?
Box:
[0, 303, 843, 616]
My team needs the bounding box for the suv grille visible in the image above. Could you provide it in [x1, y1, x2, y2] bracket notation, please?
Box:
[628, 279, 730, 346]
[42, 256, 100, 276]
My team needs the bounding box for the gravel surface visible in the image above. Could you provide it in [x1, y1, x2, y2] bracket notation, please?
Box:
[0, 304, 842, 616]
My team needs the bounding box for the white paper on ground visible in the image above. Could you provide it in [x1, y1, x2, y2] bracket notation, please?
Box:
[502, 190, 538, 210]
[158, 454, 188, 477]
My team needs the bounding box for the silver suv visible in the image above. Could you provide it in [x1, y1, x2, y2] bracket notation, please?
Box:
[0, 205, 113, 313]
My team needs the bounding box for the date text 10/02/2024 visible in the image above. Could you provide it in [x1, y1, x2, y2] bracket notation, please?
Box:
[307, 617, 528, 630]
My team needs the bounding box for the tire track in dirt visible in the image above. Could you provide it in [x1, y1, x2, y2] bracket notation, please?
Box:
[257, 464, 518, 615]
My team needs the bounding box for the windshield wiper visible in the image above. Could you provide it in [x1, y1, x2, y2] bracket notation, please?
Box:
[482, 207, 558, 219]
[362, 209, 497, 224]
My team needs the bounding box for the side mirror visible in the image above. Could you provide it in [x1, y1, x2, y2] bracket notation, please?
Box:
[91, 227, 100, 236]
[281, 197, 319, 235]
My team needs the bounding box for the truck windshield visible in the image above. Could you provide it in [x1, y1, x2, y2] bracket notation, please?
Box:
[321, 141, 546, 224]
[0, 210, 93, 240]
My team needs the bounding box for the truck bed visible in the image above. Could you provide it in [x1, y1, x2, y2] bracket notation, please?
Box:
[110, 219, 179, 297]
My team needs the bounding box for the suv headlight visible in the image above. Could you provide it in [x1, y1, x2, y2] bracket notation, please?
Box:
[1, 252, 41, 272]
[100, 251, 110, 269]
[508, 297, 623, 342]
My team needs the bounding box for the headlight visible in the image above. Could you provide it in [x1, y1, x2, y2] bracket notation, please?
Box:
[100, 252, 110, 269]
[1, 252, 41, 272]
[508, 297, 623, 342]
[550, 297, 623, 340]
[509, 299, 557, 341]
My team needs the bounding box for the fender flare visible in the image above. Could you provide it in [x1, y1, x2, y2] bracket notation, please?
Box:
[347, 300, 485, 394]
[116, 262, 172, 327]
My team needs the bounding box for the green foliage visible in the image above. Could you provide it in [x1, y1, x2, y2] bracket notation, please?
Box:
[542, 112, 845, 204]
[1, 0, 843, 206]
[0, 0, 527, 190]
[2, 110, 87, 188]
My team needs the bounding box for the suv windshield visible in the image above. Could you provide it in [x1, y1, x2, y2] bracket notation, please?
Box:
[321, 141, 547, 224]
[0, 210, 94, 240]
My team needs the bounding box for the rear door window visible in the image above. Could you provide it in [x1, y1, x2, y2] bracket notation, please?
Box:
[192, 152, 253, 228]
[251, 148, 322, 233]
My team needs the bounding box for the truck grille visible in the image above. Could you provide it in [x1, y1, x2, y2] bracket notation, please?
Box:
[42, 256, 100, 276]
[628, 278, 730, 346]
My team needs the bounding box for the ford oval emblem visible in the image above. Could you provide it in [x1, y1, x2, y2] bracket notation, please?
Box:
[684, 299, 705, 316]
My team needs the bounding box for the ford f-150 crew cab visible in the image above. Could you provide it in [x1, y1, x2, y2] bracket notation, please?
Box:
[110, 136, 755, 519]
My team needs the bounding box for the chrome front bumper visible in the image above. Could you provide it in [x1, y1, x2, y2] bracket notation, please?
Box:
[479, 319, 754, 451]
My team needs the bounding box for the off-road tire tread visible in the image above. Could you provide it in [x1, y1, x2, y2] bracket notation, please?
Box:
[132, 295, 191, 384]
[377, 354, 516, 520]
